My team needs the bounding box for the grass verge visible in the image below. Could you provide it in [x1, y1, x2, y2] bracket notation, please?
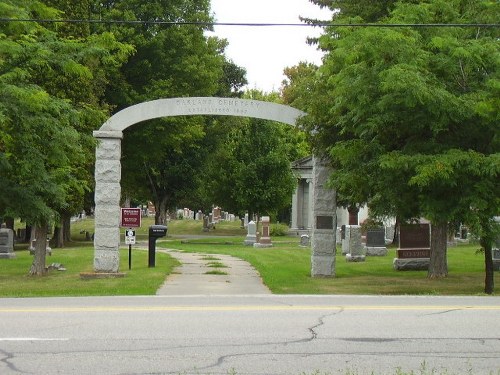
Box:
[0, 248, 179, 297]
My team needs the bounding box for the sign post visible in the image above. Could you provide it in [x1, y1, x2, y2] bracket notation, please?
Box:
[121, 208, 141, 270]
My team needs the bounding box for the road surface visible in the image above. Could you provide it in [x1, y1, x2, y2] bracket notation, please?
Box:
[0, 295, 499, 374]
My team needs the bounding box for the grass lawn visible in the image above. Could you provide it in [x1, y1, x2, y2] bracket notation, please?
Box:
[1, 217, 497, 297]
[158, 237, 498, 296]
[0, 247, 178, 297]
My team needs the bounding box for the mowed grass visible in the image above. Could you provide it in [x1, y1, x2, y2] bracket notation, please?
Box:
[2, 217, 498, 297]
[0, 247, 179, 297]
[158, 237, 498, 296]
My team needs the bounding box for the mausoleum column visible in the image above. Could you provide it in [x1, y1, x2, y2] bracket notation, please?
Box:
[311, 156, 337, 277]
[290, 181, 299, 230]
[93, 130, 123, 273]
[306, 178, 313, 230]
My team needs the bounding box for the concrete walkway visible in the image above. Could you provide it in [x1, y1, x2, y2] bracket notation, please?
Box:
[156, 250, 271, 295]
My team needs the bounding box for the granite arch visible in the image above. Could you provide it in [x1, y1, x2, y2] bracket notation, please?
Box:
[93, 97, 336, 276]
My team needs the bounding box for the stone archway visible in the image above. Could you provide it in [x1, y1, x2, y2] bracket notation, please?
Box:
[93, 97, 336, 276]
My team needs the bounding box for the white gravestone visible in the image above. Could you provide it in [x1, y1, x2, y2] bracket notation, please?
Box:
[244, 221, 257, 246]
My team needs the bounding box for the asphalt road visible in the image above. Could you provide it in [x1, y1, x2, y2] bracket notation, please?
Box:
[1, 295, 499, 375]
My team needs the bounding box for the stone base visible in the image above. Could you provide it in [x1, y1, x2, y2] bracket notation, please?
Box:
[0, 253, 16, 259]
[80, 272, 126, 280]
[311, 254, 335, 277]
[253, 243, 273, 248]
[346, 254, 366, 262]
[244, 235, 257, 246]
[393, 258, 430, 271]
[365, 246, 388, 256]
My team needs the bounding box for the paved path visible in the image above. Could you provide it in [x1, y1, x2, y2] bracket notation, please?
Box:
[156, 250, 271, 295]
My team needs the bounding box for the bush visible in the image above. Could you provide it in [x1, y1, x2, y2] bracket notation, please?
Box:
[270, 223, 289, 236]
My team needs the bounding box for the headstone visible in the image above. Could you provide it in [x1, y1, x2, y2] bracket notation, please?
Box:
[196, 210, 203, 221]
[212, 207, 221, 223]
[365, 227, 388, 256]
[344, 225, 365, 262]
[0, 224, 16, 259]
[244, 221, 257, 246]
[300, 234, 310, 247]
[202, 215, 210, 232]
[254, 216, 273, 248]
[385, 225, 395, 244]
[244, 213, 249, 228]
[341, 225, 348, 254]
[393, 223, 430, 271]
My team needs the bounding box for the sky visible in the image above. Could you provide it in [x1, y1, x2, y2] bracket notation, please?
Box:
[208, 0, 332, 92]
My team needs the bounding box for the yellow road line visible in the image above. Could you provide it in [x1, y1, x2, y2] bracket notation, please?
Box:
[0, 305, 499, 313]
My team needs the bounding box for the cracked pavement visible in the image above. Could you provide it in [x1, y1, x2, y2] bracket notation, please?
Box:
[1, 295, 499, 374]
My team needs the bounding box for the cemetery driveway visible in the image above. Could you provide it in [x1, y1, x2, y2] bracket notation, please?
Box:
[156, 249, 271, 295]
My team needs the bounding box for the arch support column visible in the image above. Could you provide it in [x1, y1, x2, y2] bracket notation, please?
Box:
[311, 156, 337, 277]
[93, 130, 123, 273]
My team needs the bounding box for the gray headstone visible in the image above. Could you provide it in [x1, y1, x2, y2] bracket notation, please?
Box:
[366, 227, 386, 247]
[244, 221, 257, 246]
[0, 225, 16, 259]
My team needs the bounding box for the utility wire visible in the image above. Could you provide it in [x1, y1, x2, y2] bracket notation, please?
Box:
[0, 18, 498, 28]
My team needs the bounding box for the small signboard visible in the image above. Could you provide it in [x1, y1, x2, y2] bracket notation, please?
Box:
[121, 208, 141, 228]
[125, 229, 136, 245]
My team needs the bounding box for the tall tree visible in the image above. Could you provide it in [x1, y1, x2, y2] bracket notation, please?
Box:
[0, 0, 131, 273]
[202, 91, 309, 222]
[95, 0, 246, 222]
[299, 0, 499, 286]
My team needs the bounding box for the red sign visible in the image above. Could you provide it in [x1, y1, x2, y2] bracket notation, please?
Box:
[121, 208, 142, 228]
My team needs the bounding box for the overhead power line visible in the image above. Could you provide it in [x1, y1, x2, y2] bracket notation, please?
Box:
[0, 18, 498, 28]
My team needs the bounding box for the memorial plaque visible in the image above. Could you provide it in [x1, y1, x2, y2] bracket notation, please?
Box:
[316, 216, 333, 230]
[366, 228, 386, 247]
[399, 224, 430, 249]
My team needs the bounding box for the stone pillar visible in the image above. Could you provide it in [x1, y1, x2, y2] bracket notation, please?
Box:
[307, 179, 314, 230]
[311, 156, 337, 277]
[93, 130, 123, 273]
[291, 182, 299, 230]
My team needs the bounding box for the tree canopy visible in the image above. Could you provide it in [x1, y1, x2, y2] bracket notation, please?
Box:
[0, 0, 131, 273]
[297, 0, 499, 288]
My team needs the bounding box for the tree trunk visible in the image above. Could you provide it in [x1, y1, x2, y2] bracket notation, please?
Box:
[482, 237, 494, 295]
[29, 223, 48, 276]
[154, 197, 168, 225]
[63, 212, 72, 242]
[428, 221, 448, 278]
[51, 224, 64, 248]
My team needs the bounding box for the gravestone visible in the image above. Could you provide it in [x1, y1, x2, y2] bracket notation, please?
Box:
[244, 221, 257, 246]
[344, 225, 365, 262]
[385, 225, 395, 245]
[365, 227, 388, 256]
[300, 234, 310, 247]
[202, 215, 210, 232]
[393, 223, 430, 271]
[254, 216, 273, 248]
[0, 224, 16, 259]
